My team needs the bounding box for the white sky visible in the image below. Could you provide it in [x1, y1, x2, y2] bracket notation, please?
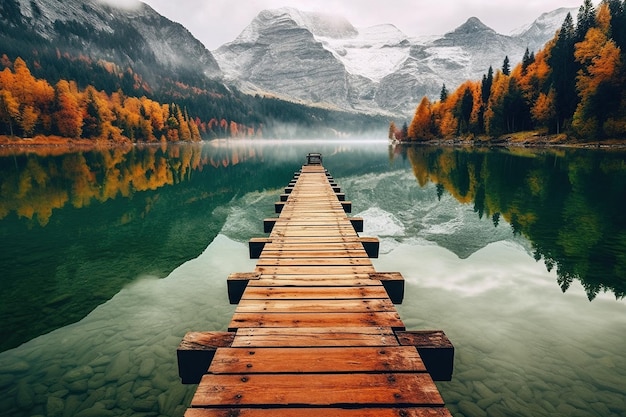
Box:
[106, 0, 590, 50]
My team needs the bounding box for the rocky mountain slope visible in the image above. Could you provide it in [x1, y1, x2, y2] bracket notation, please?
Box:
[2, 0, 221, 79]
[214, 7, 576, 116]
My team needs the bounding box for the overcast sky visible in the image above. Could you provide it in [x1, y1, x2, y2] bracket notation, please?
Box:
[106, 0, 590, 50]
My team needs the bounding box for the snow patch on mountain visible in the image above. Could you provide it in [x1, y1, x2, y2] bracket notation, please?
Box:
[319, 24, 411, 82]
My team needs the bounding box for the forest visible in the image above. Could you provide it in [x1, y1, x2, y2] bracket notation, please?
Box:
[393, 0, 626, 143]
[0, 57, 259, 142]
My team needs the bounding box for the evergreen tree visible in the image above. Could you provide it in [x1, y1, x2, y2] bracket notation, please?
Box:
[576, 0, 596, 41]
[547, 12, 578, 133]
[606, 0, 626, 50]
[440, 84, 448, 102]
[458, 87, 474, 134]
[82, 87, 102, 138]
[481, 66, 493, 105]
[522, 48, 535, 74]
[502, 56, 511, 76]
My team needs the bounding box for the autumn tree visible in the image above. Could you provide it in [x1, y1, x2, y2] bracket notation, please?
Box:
[388, 120, 397, 140]
[54, 80, 83, 138]
[484, 71, 510, 136]
[572, 17, 623, 138]
[408, 96, 433, 141]
[531, 88, 557, 130]
[0, 90, 19, 136]
[18, 105, 38, 136]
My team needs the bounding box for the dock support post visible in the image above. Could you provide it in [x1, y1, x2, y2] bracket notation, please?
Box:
[177, 332, 235, 384]
[396, 330, 455, 381]
[360, 237, 379, 258]
[350, 217, 363, 232]
[264, 219, 277, 233]
[227, 272, 260, 304]
[249, 237, 271, 259]
[370, 272, 404, 304]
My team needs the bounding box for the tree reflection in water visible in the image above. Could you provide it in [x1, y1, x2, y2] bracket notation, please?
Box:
[394, 145, 626, 300]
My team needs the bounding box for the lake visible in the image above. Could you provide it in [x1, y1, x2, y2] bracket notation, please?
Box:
[0, 140, 624, 417]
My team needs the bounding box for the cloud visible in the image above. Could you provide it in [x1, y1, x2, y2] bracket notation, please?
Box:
[97, 0, 142, 10]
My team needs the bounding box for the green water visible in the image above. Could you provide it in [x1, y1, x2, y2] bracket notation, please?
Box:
[0, 140, 624, 416]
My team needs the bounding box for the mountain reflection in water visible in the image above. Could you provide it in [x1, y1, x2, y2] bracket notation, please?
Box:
[0, 141, 624, 417]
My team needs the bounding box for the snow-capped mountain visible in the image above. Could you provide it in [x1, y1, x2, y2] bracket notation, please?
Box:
[6, 0, 221, 78]
[511, 7, 577, 51]
[214, 7, 576, 116]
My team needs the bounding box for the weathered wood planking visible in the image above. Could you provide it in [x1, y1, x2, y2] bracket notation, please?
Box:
[181, 160, 452, 416]
[186, 408, 452, 417]
[228, 311, 405, 331]
[231, 326, 400, 347]
[254, 265, 377, 275]
[240, 286, 389, 300]
[191, 373, 444, 407]
[259, 249, 369, 258]
[208, 346, 427, 374]
[235, 299, 395, 313]
[256, 257, 373, 266]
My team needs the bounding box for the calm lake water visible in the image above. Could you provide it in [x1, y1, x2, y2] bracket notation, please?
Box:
[0, 140, 624, 417]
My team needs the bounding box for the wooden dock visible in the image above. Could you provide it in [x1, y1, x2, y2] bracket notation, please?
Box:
[178, 154, 454, 416]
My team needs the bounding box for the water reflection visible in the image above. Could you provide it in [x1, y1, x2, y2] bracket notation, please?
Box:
[392, 145, 626, 300]
[0, 142, 298, 351]
[0, 141, 624, 417]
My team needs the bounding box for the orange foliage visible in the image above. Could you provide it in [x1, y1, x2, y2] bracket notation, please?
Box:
[0, 57, 258, 142]
[408, 96, 433, 140]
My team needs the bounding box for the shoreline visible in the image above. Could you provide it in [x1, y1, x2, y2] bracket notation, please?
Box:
[2, 134, 626, 151]
[392, 132, 626, 150]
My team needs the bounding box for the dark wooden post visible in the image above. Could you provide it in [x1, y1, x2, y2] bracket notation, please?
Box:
[396, 330, 454, 381]
[177, 332, 235, 384]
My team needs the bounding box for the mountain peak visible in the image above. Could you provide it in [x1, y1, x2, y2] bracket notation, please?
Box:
[450, 17, 495, 35]
[243, 7, 357, 40]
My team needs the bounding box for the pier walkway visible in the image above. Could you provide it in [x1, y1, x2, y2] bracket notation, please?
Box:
[178, 155, 454, 416]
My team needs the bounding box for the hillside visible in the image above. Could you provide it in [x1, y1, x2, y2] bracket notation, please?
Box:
[0, 0, 386, 140]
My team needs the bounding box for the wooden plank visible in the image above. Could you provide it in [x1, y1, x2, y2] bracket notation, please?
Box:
[231, 327, 399, 347]
[240, 286, 389, 300]
[259, 250, 369, 258]
[269, 226, 356, 233]
[186, 408, 453, 417]
[248, 278, 381, 287]
[263, 243, 365, 251]
[255, 266, 377, 275]
[270, 225, 357, 231]
[227, 311, 405, 330]
[235, 299, 395, 313]
[258, 273, 375, 280]
[251, 274, 372, 280]
[255, 258, 373, 267]
[264, 237, 366, 243]
[190, 373, 444, 407]
[208, 346, 426, 374]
